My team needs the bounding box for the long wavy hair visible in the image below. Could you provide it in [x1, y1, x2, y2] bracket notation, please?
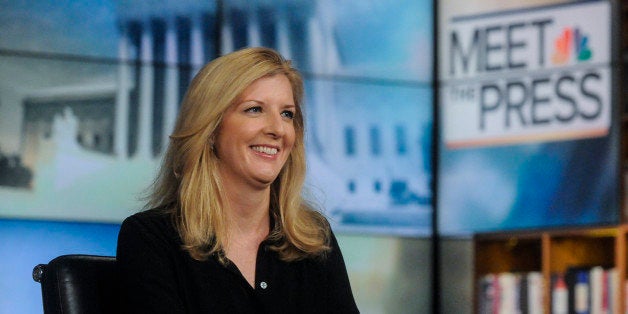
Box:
[146, 47, 330, 262]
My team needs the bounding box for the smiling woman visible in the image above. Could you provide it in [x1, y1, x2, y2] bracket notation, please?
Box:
[116, 47, 359, 313]
[216, 74, 296, 193]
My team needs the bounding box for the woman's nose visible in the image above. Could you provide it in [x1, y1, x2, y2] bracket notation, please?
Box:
[264, 112, 285, 138]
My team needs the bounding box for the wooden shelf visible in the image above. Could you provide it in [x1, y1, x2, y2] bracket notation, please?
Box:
[474, 226, 627, 314]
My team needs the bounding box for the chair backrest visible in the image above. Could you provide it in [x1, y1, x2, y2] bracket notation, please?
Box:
[32, 254, 121, 314]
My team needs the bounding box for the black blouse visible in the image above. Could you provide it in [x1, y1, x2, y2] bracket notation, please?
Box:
[116, 209, 359, 313]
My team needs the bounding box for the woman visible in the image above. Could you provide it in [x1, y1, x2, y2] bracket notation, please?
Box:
[117, 47, 359, 313]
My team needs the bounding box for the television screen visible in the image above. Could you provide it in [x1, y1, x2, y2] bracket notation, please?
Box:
[436, 0, 619, 235]
[0, 0, 434, 236]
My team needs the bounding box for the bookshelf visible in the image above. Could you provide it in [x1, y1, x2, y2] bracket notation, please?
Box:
[474, 226, 627, 313]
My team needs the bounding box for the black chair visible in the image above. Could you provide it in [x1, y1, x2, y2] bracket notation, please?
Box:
[32, 254, 121, 314]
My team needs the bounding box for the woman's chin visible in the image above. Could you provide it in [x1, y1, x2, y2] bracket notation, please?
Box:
[250, 174, 279, 188]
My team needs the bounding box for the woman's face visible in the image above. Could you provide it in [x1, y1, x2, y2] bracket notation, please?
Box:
[215, 74, 296, 190]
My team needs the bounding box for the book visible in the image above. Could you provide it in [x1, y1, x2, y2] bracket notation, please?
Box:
[498, 272, 519, 313]
[589, 266, 604, 314]
[477, 271, 546, 314]
[527, 271, 543, 314]
[477, 274, 496, 314]
[606, 268, 617, 314]
[573, 270, 590, 314]
[552, 273, 569, 314]
[519, 273, 529, 314]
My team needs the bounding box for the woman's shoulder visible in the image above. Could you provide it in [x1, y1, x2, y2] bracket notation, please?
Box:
[122, 207, 171, 227]
[119, 207, 179, 245]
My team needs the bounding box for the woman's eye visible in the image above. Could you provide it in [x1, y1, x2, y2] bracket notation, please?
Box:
[244, 106, 262, 113]
[281, 110, 295, 119]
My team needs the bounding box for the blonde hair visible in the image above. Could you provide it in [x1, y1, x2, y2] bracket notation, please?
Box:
[147, 47, 330, 262]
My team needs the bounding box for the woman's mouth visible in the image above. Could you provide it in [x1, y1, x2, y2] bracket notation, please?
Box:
[251, 145, 278, 155]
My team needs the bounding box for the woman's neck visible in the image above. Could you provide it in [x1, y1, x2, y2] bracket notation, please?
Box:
[223, 184, 271, 240]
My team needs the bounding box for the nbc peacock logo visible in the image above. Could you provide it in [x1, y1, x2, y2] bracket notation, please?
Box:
[551, 26, 593, 65]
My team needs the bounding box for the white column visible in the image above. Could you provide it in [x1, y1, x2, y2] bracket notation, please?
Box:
[190, 13, 204, 79]
[220, 8, 234, 55]
[115, 28, 131, 160]
[307, 17, 325, 72]
[163, 17, 179, 153]
[307, 13, 336, 158]
[315, 0, 340, 73]
[136, 20, 154, 159]
[323, 24, 341, 73]
[247, 7, 261, 47]
[275, 8, 292, 60]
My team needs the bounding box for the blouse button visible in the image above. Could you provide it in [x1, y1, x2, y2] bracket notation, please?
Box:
[260, 281, 268, 289]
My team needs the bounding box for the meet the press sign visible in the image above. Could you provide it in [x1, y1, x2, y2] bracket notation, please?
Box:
[440, 1, 611, 149]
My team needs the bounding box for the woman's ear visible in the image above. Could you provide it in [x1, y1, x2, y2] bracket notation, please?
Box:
[209, 134, 219, 158]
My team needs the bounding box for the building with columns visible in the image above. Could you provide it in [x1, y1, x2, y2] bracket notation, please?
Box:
[13, 0, 431, 234]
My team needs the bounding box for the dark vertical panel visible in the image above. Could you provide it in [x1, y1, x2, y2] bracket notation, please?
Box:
[151, 18, 166, 155]
[176, 16, 191, 105]
[126, 20, 142, 157]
